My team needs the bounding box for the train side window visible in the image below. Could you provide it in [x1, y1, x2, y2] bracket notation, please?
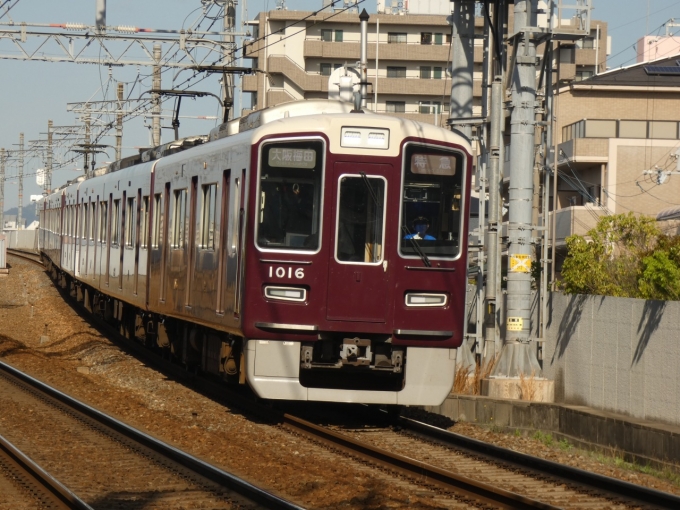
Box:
[89, 202, 96, 241]
[112, 199, 121, 245]
[200, 183, 217, 250]
[80, 203, 87, 239]
[152, 193, 162, 248]
[99, 201, 108, 243]
[126, 197, 136, 248]
[172, 189, 187, 249]
[335, 175, 386, 264]
[257, 140, 323, 251]
[141, 196, 149, 249]
[399, 146, 464, 259]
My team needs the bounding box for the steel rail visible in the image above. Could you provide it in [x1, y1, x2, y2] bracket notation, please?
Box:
[401, 416, 680, 510]
[0, 433, 93, 510]
[0, 360, 305, 510]
[281, 413, 559, 510]
[6, 248, 43, 265]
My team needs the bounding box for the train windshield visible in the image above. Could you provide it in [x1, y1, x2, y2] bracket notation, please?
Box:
[399, 145, 464, 259]
[257, 140, 324, 251]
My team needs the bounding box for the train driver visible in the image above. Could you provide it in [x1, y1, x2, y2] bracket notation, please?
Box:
[403, 216, 436, 240]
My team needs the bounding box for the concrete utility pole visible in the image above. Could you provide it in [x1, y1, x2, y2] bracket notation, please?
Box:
[84, 108, 91, 174]
[152, 44, 162, 147]
[96, 0, 106, 32]
[46, 120, 53, 194]
[449, 0, 475, 139]
[489, 0, 543, 382]
[18, 133, 23, 230]
[0, 148, 5, 230]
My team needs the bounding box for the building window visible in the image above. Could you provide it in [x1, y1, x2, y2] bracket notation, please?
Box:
[421, 32, 433, 45]
[434, 67, 443, 79]
[420, 66, 432, 79]
[387, 66, 406, 78]
[434, 33, 443, 45]
[419, 101, 442, 114]
[446, 34, 452, 44]
[386, 101, 405, 113]
[388, 32, 406, 44]
[320, 63, 332, 76]
[575, 70, 593, 81]
[321, 29, 342, 42]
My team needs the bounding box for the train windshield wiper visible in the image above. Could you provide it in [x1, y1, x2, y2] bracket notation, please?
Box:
[359, 172, 430, 268]
[401, 225, 431, 267]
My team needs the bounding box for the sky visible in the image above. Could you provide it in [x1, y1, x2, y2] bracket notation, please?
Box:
[1, 0, 679, 212]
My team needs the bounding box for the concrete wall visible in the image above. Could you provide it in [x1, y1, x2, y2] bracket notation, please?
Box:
[544, 292, 680, 426]
[4, 230, 38, 252]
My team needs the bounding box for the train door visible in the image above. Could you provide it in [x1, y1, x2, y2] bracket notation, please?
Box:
[326, 162, 391, 322]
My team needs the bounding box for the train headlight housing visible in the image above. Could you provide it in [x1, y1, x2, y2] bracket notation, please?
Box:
[264, 286, 307, 302]
[405, 293, 448, 307]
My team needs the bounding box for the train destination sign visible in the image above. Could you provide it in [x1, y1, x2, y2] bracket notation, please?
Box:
[411, 153, 456, 175]
[268, 148, 316, 169]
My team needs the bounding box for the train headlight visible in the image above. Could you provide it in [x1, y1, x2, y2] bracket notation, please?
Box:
[405, 293, 448, 307]
[265, 286, 307, 302]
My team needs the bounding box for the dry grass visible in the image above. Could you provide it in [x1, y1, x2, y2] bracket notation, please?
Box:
[519, 370, 538, 401]
[453, 354, 499, 395]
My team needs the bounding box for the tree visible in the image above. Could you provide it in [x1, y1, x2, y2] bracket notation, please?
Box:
[559, 213, 680, 300]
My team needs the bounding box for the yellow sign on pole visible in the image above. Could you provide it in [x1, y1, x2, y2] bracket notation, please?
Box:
[507, 317, 523, 331]
[509, 254, 532, 273]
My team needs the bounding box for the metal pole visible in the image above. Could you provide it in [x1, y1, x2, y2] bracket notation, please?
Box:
[374, 19, 379, 112]
[46, 120, 53, 194]
[359, 9, 369, 109]
[222, 0, 235, 122]
[95, 0, 106, 32]
[541, 40, 554, 342]
[152, 43, 161, 147]
[18, 133, 23, 230]
[491, 0, 542, 378]
[450, 0, 475, 139]
[116, 82, 123, 161]
[0, 148, 4, 231]
[84, 107, 91, 175]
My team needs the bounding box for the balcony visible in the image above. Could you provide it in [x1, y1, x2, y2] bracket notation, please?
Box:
[558, 138, 609, 163]
[303, 39, 457, 62]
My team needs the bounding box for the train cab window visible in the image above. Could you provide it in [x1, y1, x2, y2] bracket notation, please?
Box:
[173, 189, 187, 249]
[200, 184, 217, 250]
[335, 175, 386, 264]
[257, 140, 323, 251]
[125, 197, 136, 248]
[399, 145, 464, 259]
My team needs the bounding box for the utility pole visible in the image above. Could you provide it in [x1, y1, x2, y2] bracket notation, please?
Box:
[359, 9, 369, 109]
[152, 44, 162, 147]
[46, 120, 53, 194]
[0, 148, 5, 230]
[116, 82, 124, 161]
[450, 0, 475, 140]
[18, 133, 23, 230]
[222, 0, 236, 121]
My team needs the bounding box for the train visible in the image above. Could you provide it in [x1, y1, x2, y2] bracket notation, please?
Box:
[37, 99, 473, 406]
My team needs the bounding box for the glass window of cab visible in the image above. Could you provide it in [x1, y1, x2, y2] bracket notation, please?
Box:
[399, 145, 464, 259]
[257, 140, 324, 251]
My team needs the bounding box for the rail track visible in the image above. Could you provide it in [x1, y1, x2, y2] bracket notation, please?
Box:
[0, 431, 91, 509]
[6, 248, 43, 265]
[0, 360, 303, 510]
[8, 247, 680, 508]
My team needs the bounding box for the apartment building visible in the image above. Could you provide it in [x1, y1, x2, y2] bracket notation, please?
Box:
[242, 8, 607, 127]
[551, 55, 680, 245]
[242, 9, 484, 126]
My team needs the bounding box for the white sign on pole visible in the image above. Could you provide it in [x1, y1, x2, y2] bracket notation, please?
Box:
[36, 168, 45, 186]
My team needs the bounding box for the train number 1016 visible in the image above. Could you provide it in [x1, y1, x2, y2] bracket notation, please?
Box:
[268, 266, 305, 279]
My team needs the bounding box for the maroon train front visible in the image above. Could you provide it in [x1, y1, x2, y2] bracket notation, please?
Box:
[38, 99, 473, 406]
